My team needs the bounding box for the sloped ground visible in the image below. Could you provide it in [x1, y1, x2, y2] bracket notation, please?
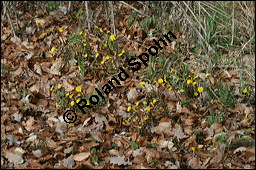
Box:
[1, 1, 255, 169]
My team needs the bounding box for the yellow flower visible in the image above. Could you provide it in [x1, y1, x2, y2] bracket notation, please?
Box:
[243, 89, 248, 93]
[206, 73, 210, 77]
[56, 103, 61, 107]
[99, 28, 103, 32]
[192, 82, 197, 86]
[83, 43, 87, 46]
[78, 65, 82, 71]
[37, 20, 41, 24]
[109, 34, 116, 41]
[158, 78, 164, 84]
[106, 30, 110, 33]
[57, 84, 62, 89]
[180, 89, 185, 92]
[77, 93, 81, 97]
[153, 99, 157, 103]
[211, 99, 214, 104]
[66, 93, 70, 97]
[69, 94, 74, 98]
[83, 54, 88, 57]
[170, 68, 175, 73]
[68, 123, 75, 127]
[103, 43, 107, 47]
[51, 47, 56, 52]
[82, 39, 86, 43]
[127, 106, 132, 112]
[193, 75, 199, 79]
[58, 27, 63, 32]
[106, 55, 112, 60]
[197, 87, 204, 92]
[76, 99, 81, 103]
[252, 128, 255, 131]
[86, 100, 90, 105]
[187, 79, 193, 85]
[79, 31, 83, 35]
[70, 101, 75, 106]
[164, 75, 167, 82]
[143, 101, 147, 105]
[95, 53, 99, 58]
[138, 126, 142, 129]
[101, 60, 105, 64]
[140, 82, 146, 87]
[144, 117, 149, 121]
[76, 86, 82, 92]
[168, 86, 173, 90]
[191, 147, 195, 151]
[194, 92, 198, 96]
[56, 58, 59, 60]
[136, 102, 140, 106]
[50, 85, 55, 91]
[146, 106, 151, 112]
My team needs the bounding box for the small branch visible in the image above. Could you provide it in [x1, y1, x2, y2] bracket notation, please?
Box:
[120, 1, 150, 17]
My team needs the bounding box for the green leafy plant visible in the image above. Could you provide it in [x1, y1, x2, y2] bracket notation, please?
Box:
[130, 140, 139, 150]
[92, 155, 98, 164]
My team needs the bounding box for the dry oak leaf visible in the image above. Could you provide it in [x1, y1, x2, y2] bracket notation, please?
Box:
[73, 152, 91, 161]
[109, 155, 132, 166]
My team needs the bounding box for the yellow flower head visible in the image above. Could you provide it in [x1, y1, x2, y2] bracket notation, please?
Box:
[76, 86, 82, 92]
[83, 43, 87, 46]
[197, 87, 204, 92]
[76, 99, 81, 103]
[153, 99, 157, 103]
[78, 65, 82, 71]
[192, 82, 197, 86]
[146, 106, 151, 112]
[106, 30, 110, 33]
[51, 47, 56, 52]
[69, 94, 74, 98]
[70, 101, 75, 106]
[99, 28, 103, 33]
[187, 79, 193, 85]
[194, 92, 198, 96]
[127, 106, 132, 112]
[191, 147, 195, 151]
[58, 27, 63, 33]
[101, 60, 105, 64]
[158, 78, 164, 84]
[243, 89, 248, 93]
[79, 31, 83, 35]
[138, 126, 142, 129]
[136, 102, 140, 106]
[144, 117, 149, 121]
[56, 103, 61, 107]
[168, 86, 173, 90]
[50, 85, 55, 91]
[193, 75, 199, 79]
[77, 93, 81, 97]
[106, 55, 112, 60]
[103, 43, 107, 47]
[206, 73, 210, 77]
[37, 20, 41, 24]
[66, 93, 70, 97]
[170, 68, 175, 73]
[57, 84, 62, 89]
[180, 89, 185, 93]
[110, 34, 116, 41]
[95, 53, 99, 58]
[140, 82, 146, 87]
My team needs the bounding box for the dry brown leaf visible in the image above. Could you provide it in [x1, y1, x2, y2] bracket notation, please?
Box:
[73, 152, 90, 161]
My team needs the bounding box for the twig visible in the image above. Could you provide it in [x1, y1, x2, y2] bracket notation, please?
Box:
[119, 1, 150, 17]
